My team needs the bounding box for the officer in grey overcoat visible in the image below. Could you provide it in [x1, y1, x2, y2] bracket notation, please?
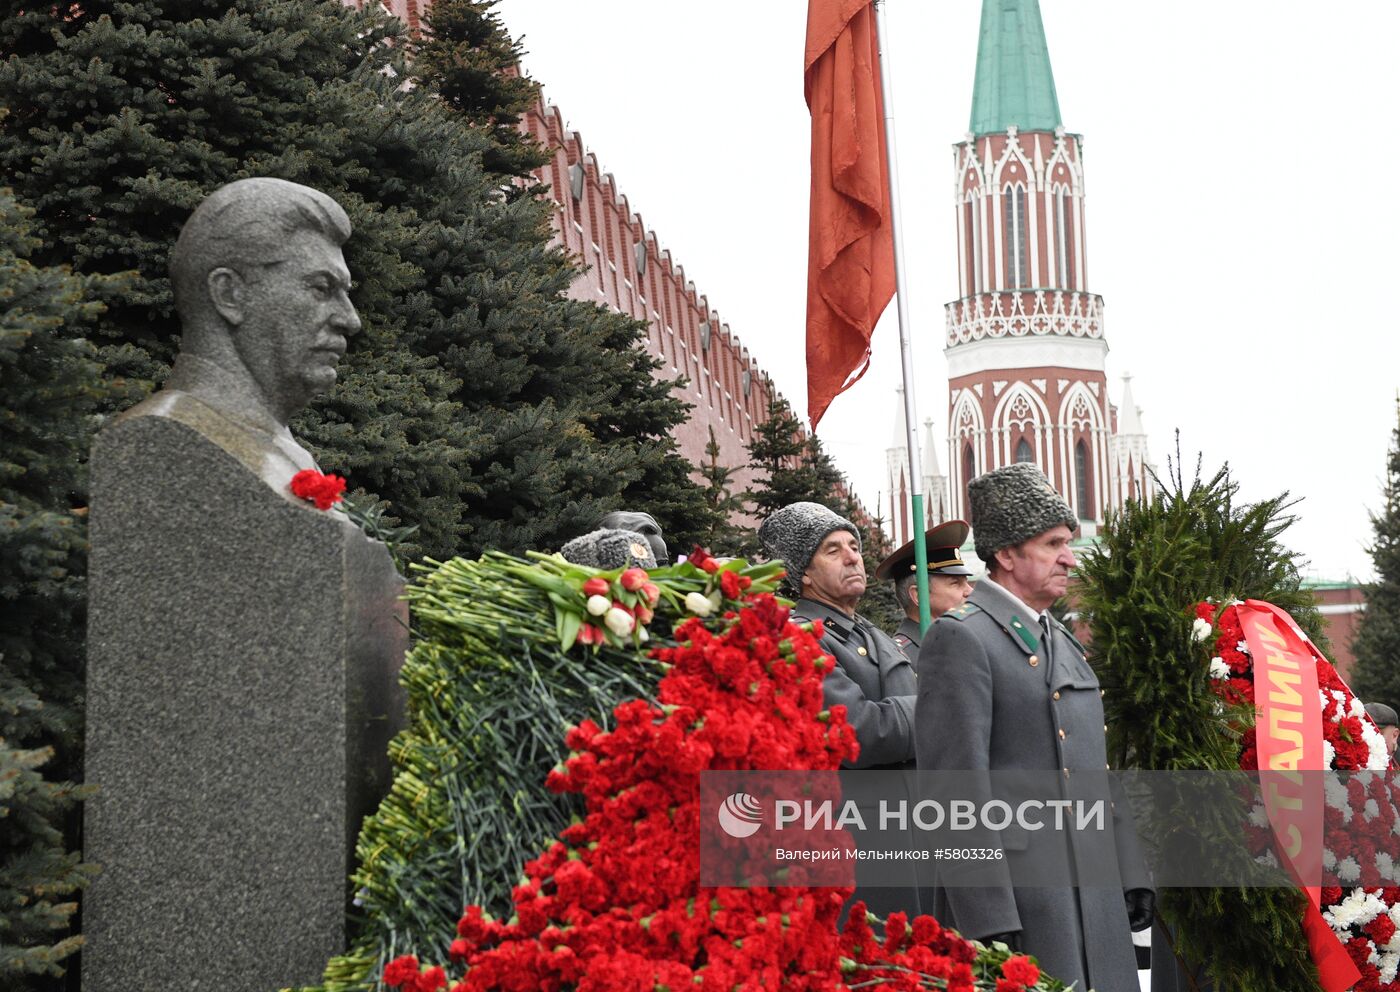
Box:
[759, 502, 920, 918]
[915, 464, 1153, 991]
[874, 519, 975, 659]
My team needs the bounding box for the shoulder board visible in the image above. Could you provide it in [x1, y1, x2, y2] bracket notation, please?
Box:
[942, 603, 983, 623]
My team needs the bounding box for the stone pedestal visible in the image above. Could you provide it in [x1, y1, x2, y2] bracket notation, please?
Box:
[84, 409, 406, 992]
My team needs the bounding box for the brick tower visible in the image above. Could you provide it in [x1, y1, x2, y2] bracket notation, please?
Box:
[943, 0, 1148, 536]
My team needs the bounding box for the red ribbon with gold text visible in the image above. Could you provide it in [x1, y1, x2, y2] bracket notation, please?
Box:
[1239, 599, 1360, 992]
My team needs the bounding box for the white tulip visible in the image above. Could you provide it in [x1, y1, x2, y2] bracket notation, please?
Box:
[684, 591, 713, 616]
[586, 594, 610, 616]
[603, 607, 635, 637]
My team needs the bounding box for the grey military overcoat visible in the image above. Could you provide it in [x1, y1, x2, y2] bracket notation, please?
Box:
[793, 597, 921, 920]
[793, 597, 916, 770]
[915, 579, 1150, 992]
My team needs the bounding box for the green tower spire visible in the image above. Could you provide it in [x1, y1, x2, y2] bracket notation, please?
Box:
[969, 0, 1062, 136]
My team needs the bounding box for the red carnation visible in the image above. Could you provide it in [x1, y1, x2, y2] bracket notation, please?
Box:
[289, 468, 346, 510]
[414, 965, 448, 992]
[382, 955, 421, 988]
[1001, 954, 1040, 986]
[1366, 913, 1397, 948]
[720, 569, 743, 601]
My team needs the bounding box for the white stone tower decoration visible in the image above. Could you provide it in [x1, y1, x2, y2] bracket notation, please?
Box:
[885, 387, 951, 546]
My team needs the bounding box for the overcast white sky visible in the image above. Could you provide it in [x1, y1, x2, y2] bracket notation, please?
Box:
[498, 1, 1398, 582]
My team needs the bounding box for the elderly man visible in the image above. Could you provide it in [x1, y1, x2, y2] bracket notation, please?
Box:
[874, 519, 975, 658]
[760, 501, 921, 918]
[916, 463, 1151, 991]
[760, 501, 915, 769]
[1366, 702, 1400, 757]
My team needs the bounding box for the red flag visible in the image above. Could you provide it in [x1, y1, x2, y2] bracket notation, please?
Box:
[804, 0, 895, 429]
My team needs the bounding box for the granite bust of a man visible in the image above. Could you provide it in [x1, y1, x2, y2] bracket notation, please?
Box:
[140, 176, 361, 491]
[83, 179, 401, 991]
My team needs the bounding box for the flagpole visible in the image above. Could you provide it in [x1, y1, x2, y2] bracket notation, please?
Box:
[872, 0, 931, 633]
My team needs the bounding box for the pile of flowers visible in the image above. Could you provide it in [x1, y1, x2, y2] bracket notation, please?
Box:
[499, 545, 780, 652]
[1197, 600, 1400, 989]
[380, 592, 1068, 992]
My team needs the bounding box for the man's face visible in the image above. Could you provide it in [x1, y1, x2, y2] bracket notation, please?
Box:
[996, 524, 1076, 611]
[233, 230, 360, 415]
[802, 529, 866, 614]
[1384, 725, 1398, 756]
[598, 510, 668, 565]
[928, 574, 974, 616]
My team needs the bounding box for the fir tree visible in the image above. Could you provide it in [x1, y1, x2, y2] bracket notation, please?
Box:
[0, 190, 113, 988]
[744, 400, 839, 519]
[0, 0, 702, 563]
[1351, 400, 1400, 705]
[692, 426, 748, 556]
[410, 0, 548, 184]
[1075, 450, 1323, 991]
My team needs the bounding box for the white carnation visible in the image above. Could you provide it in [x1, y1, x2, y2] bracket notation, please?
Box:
[1325, 775, 1353, 820]
[1361, 722, 1390, 770]
[1191, 617, 1214, 642]
[1323, 740, 1337, 767]
[1381, 951, 1399, 984]
[1338, 856, 1362, 883]
[1366, 798, 1382, 820]
[1351, 696, 1367, 719]
[1323, 848, 1338, 870]
[1324, 887, 1384, 928]
[1378, 852, 1396, 882]
[1235, 639, 1251, 656]
[1208, 657, 1230, 680]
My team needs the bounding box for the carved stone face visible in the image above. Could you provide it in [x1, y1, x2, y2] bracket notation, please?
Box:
[232, 230, 361, 417]
[596, 510, 668, 566]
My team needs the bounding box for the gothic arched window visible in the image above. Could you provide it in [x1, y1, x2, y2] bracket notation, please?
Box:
[1074, 439, 1095, 520]
[1005, 185, 1029, 289]
[1055, 188, 1072, 289]
[965, 199, 982, 295]
[963, 442, 976, 517]
[1014, 438, 1034, 464]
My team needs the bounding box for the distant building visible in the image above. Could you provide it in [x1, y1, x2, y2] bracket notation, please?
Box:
[1310, 580, 1368, 681]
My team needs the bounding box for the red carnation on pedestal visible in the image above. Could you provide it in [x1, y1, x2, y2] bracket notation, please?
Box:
[289, 468, 346, 510]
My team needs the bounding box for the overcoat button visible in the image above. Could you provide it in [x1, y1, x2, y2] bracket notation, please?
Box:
[1104, 724, 1109, 733]
[1063, 768, 1070, 778]
[857, 646, 867, 656]
[1052, 691, 1061, 700]
[1100, 689, 1105, 697]
[1028, 655, 1039, 667]
[1058, 728, 1066, 739]
[1106, 763, 1111, 770]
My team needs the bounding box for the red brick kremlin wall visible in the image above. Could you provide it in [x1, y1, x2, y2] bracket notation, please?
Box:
[522, 101, 783, 502]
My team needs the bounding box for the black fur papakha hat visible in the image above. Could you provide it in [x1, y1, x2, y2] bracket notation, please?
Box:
[560, 528, 657, 570]
[757, 502, 861, 583]
[968, 463, 1077, 563]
